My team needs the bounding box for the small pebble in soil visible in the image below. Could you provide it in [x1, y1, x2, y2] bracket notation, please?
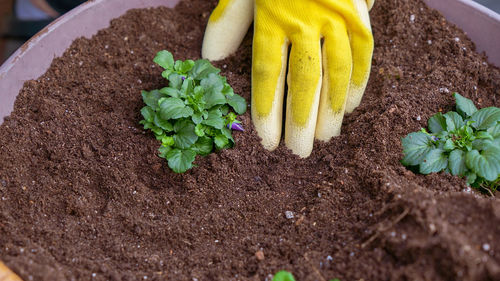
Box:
[255, 250, 265, 261]
[285, 211, 294, 219]
[427, 40, 432, 45]
[439, 87, 449, 93]
[454, 37, 460, 42]
[326, 255, 333, 261]
[92, 273, 96, 278]
[482, 243, 490, 251]
[410, 14, 415, 22]
[416, 115, 421, 121]
[402, 233, 407, 240]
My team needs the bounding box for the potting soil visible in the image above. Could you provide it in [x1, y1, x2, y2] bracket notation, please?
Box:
[1, 0, 500, 280]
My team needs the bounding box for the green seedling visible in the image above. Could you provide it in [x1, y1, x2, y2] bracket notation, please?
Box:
[140, 50, 246, 173]
[272, 270, 340, 281]
[402, 92, 500, 193]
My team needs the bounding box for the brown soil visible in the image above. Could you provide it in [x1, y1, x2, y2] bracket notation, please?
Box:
[1, 0, 500, 280]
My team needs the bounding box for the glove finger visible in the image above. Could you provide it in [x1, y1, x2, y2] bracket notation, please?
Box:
[284, 35, 322, 158]
[202, 0, 253, 61]
[316, 17, 352, 141]
[344, 0, 374, 113]
[251, 27, 289, 151]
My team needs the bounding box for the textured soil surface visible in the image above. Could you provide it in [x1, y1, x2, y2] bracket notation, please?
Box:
[1, 0, 500, 280]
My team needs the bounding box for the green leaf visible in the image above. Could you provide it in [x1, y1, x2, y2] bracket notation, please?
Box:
[401, 132, 435, 166]
[454, 93, 477, 117]
[472, 139, 495, 151]
[487, 123, 500, 138]
[159, 98, 193, 120]
[192, 112, 203, 124]
[222, 82, 234, 97]
[158, 145, 172, 158]
[194, 123, 205, 137]
[465, 147, 500, 181]
[272, 271, 296, 281]
[173, 120, 198, 149]
[188, 59, 220, 80]
[192, 136, 213, 156]
[201, 73, 227, 108]
[476, 131, 494, 140]
[449, 149, 467, 176]
[168, 73, 184, 90]
[166, 149, 196, 173]
[161, 136, 174, 146]
[180, 77, 194, 97]
[466, 171, 477, 185]
[202, 109, 225, 129]
[420, 149, 448, 174]
[227, 93, 247, 115]
[178, 60, 195, 73]
[142, 89, 163, 110]
[141, 106, 155, 122]
[214, 134, 229, 149]
[428, 113, 447, 133]
[470, 107, 500, 130]
[154, 113, 173, 131]
[153, 50, 174, 70]
[443, 139, 455, 151]
[159, 87, 180, 98]
[443, 111, 464, 132]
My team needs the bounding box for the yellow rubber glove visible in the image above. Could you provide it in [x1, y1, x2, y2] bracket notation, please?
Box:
[0, 261, 23, 281]
[202, 0, 374, 157]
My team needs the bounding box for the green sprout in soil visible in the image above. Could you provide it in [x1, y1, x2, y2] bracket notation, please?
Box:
[272, 270, 340, 281]
[139, 50, 246, 173]
[402, 92, 500, 193]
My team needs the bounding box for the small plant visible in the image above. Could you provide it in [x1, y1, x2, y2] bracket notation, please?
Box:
[272, 270, 340, 281]
[402, 93, 500, 192]
[140, 50, 246, 173]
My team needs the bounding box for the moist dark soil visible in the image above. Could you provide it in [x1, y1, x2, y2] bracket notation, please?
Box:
[1, 0, 500, 280]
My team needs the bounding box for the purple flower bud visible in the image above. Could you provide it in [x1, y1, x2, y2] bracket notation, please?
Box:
[181, 76, 186, 81]
[228, 122, 244, 131]
[432, 136, 439, 141]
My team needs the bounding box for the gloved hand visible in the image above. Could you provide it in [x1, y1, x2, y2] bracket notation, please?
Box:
[202, 0, 374, 157]
[0, 261, 23, 281]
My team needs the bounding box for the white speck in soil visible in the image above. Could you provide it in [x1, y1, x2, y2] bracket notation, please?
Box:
[137, 79, 142, 84]
[131, 50, 134, 54]
[20, 248, 24, 253]
[285, 211, 294, 219]
[350, 252, 355, 257]
[79, 61, 83, 66]
[0, 179, 6, 187]
[92, 273, 96, 278]
[454, 37, 460, 42]
[416, 115, 421, 121]
[143, 276, 148, 280]
[410, 14, 415, 22]
[483, 243, 490, 251]
[215, 240, 219, 243]
[223, 64, 227, 68]
[473, 85, 477, 90]
[326, 255, 333, 261]
[439, 87, 450, 93]
[402, 233, 407, 240]
[318, 192, 321, 198]
[1, 197, 6, 201]
[105, 45, 109, 49]
[133, 191, 137, 195]
[390, 231, 396, 237]
[427, 40, 432, 45]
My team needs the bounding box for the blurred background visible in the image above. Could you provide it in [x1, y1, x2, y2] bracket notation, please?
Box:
[0, 0, 499, 65]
